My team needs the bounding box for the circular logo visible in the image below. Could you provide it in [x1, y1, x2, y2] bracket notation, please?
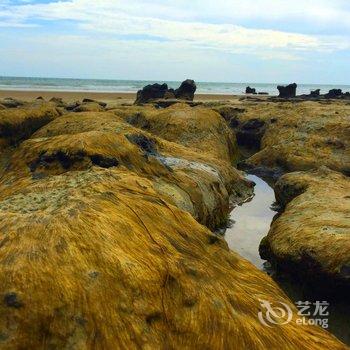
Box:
[258, 299, 293, 327]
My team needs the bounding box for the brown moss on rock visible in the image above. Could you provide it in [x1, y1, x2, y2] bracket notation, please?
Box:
[260, 167, 350, 284]
[0, 168, 346, 349]
[0, 102, 346, 349]
[0, 105, 60, 147]
[117, 103, 238, 163]
[3, 109, 250, 230]
[221, 100, 350, 175]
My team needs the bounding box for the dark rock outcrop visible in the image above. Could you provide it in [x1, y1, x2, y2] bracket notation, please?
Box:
[277, 83, 297, 98]
[325, 89, 343, 99]
[135, 80, 196, 104]
[245, 86, 256, 94]
[310, 89, 320, 97]
[174, 79, 196, 101]
[135, 83, 169, 104]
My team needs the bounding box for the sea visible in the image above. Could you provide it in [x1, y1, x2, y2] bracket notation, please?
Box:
[0, 76, 349, 96]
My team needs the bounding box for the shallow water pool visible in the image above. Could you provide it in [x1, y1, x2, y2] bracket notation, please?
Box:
[225, 173, 350, 345]
[225, 174, 276, 269]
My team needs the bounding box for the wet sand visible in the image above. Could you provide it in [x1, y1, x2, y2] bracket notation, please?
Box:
[0, 89, 244, 103]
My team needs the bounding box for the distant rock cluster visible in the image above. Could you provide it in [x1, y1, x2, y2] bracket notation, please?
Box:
[246, 83, 350, 100]
[135, 79, 196, 104]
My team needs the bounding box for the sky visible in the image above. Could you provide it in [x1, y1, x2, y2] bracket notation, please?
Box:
[0, 0, 350, 83]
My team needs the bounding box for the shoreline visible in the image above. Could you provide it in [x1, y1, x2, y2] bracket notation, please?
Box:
[0, 89, 252, 102]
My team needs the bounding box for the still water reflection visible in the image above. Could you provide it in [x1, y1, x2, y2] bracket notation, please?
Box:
[225, 174, 349, 345]
[225, 175, 275, 269]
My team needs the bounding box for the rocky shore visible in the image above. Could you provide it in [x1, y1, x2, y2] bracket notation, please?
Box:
[213, 96, 349, 288]
[0, 90, 348, 348]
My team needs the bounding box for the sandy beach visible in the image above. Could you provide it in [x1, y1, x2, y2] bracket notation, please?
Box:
[0, 89, 242, 103]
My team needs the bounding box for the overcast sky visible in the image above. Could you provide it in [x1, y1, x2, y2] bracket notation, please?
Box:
[0, 0, 350, 83]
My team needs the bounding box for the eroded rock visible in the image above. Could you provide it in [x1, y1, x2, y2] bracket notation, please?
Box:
[277, 83, 297, 98]
[175, 79, 196, 101]
[260, 168, 350, 285]
[135, 80, 196, 104]
[0, 100, 347, 349]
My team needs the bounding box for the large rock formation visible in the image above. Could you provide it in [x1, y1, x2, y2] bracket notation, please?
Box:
[0, 102, 345, 349]
[277, 83, 297, 98]
[135, 80, 196, 104]
[175, 79, 196, 100]
[135, 83, 169, 104]
[260, 167, 350, 285]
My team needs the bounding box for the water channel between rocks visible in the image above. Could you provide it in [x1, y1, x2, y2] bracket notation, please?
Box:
[225, 174, 275, 269]
[224, 173, 350, 346]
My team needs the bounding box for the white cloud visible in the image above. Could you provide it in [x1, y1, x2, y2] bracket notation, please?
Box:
[0, 0, 349, 61]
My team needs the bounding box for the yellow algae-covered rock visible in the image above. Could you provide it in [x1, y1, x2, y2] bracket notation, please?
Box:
[115, 103, 238, 163]
[0, 168, 346, 349]
[221, 100, 350, 174]
[0, 105, 60, 148]
[73, 102, 104, 112]
[2, 114, 249, 230]
[260, 167, 350, 283]
[0, 103, 346, 349]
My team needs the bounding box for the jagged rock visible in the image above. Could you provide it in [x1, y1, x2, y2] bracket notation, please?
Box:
[245, 86, 256, 94]
[175, 79, 196, 101]
[135, 80, 197, 104]
[135, 83, 169, 104]
[325, 89, 343, 99]
[298, 89, 321, 100]
[36, 96, 44, 100]
[277, 83, 297, 98]
[310, 89, 320, 97]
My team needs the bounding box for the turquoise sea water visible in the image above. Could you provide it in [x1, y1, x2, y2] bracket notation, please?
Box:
[0, 76, 349, 96]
